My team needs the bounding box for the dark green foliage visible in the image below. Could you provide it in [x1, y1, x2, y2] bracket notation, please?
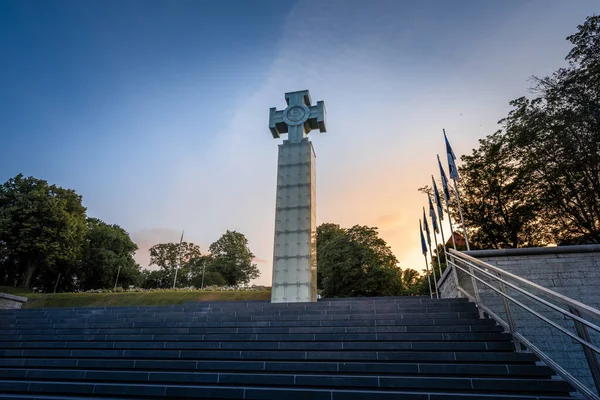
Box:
[78, 218, 141, 290]
[318, 224, 407, 297]
[208, 230, 260, 286]
[317, 223, 430, 297]
[0, 174, 87, 289]
[453, 15, 600, 246]
[0, 175, 142, 292]
[455, 132, 550, 249]
[146, 242, 203, 288]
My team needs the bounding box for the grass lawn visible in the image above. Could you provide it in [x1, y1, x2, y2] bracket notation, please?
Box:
[0, 286, 31, 297]
[0, 286, 271, 308]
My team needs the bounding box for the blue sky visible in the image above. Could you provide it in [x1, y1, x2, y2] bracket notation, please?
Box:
[1, 0, 597, 284]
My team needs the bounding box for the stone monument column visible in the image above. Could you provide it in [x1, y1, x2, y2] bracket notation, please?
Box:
[268, 90, 327, 303]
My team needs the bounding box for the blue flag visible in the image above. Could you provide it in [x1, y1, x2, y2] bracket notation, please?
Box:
[437, 154, 451, 202]
[419, 220, 427, 255]
[428, 194, 439, 234]
[443, 129, 459, 180]
[422, 207, 431, 246]
[432, 176, 443, 221]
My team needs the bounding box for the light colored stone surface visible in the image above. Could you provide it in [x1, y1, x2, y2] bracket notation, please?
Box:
[269, 90, 326, 303]
[0, 292, 28, 309]
[438, 245, 600, 394]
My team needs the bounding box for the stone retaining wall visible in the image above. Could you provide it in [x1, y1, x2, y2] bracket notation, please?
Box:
[0, 293, 28, 309]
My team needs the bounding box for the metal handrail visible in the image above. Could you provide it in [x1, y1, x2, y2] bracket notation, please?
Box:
[449, 249, 600, 321]
[451, 261, 600, 354]
[446, 249, 600, 400]
[451, 254, 600, 335]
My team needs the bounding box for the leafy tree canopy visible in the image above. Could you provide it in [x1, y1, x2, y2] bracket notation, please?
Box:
[208, 230, 259, 286]
[450, 15, 600, 246]
[0, 174, 87, 289]
[317, 224, 403, 297]
[78, 218, 141, 290]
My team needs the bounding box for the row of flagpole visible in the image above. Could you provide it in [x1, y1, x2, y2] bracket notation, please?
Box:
[419, 130, 470, 299]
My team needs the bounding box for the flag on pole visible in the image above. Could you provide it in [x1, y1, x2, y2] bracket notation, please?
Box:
[437, 154, 451, 202]
[419, 220, 427, 255]
[443, 129, 459, 180]
[432, 176, 443, 221]
[428, 195, 439, 234]
[422, 207, 431, 246]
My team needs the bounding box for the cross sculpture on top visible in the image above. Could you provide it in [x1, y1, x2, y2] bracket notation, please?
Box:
[269, 90, 327, 142]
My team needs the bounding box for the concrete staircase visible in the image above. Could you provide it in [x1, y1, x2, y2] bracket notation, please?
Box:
[0, 297, 575, 399]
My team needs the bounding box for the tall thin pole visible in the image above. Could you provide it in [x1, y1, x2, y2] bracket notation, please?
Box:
[423, 253, 433, 299]
[427, 243, 439, 299]
[452, 179, 470, 251]
[173, 230, 184, 289]
[53, 273, 61, 294]
[200, 260, 206, 289]
[432, 229, 443, 284]
[445, 200, 457, 250]
[114, 266, 121, 290]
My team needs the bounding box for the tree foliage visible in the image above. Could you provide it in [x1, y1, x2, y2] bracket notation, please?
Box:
[147, 242, 203, 288]
[0, 174, 87, 289]
[0, 174, 142, 291]
[208, 230, 259, 286]
[317, 224, 403, 297]
[454, 15, 600, 246]
[78, 218, 141, 290]
[455, 132, 549, 249]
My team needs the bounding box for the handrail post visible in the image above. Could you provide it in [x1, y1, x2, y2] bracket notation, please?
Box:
[466, 258, 481, 304]
[450, 253, 460, 292]
[569, 306, 600, 395]
[496, 272, 522, 351]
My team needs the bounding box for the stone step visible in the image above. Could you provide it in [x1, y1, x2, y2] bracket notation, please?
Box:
[0, 324, 505, 336]
[0, 316, 493, 329]
[0, 303, 477, 320]
[0, 323, 503, 341]
[0, 349, 538, 363]
[0, 340, 515, 351]
[0, 370, 574, 393]
[0, 332, 513, 343]
[0, 360, 558, 377]
[0, 379, 573, 399]
[0, 312, 481, 324]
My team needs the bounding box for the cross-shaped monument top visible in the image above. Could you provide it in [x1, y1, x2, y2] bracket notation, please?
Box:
[269, 90, 327, 142]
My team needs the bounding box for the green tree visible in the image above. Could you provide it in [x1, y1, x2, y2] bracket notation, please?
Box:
[501, 15, 600, 243]
[208, 230, 259, 286]
[78, 218, 141, 290]
[188, 256, 227, 288]
[140, 269, 171, 289]
[0, 174, 87, 289]
[451, 16, 600, 246]
[454, 132, 549, 249]
[148, 241, 203, 287]
[317, 224, 402, 297]
[316, 223, 346, 289]
[400, 268, 431, 296]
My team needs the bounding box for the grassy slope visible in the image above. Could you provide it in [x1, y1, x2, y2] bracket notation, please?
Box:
[0, 286, 271, 308]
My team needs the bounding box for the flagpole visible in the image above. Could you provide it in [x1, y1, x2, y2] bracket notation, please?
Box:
[419, 220, 433, 299]
[427, 241, 439, 298]
[445, 200, 457, 250]
[443, 130, 470, 251]
[431, 175, 451, 261]
[432, 227, 443, 290]
[423, 253, 433, 299]
[173, 230, 184, 289]
[437, 155, 456, 250]
[452, 179, 470, 251]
